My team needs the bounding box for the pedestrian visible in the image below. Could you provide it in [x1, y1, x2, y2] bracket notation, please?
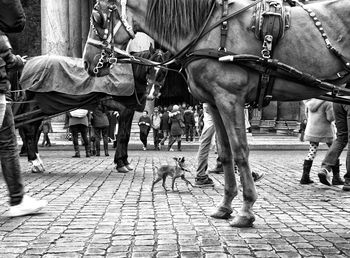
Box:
[159, 106, 170, 148]
[299, 99, 337, 184]
[138, 110, 151, 150]
[69, 109, 91, 158]
[151, 107, 161, 150]
[318, 99, 350, 190]
[91, 103, 110, 156]
[0, 0, 47, 217]
[183, 106, 195, 142]
[194, 103, 216, 186]
[168, 105, 184, 152]
[40, 118, 53, 147]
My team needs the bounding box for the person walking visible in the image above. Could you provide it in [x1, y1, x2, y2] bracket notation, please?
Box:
[91, 103, 110, 156]
[159, 106, 170, 148]
[300, 99, 338, 184]
[138, 110, 151, 150]
[168, 105, 184, 152]
[194, 103, 216, 186]
[0, 0, 47, 217]
[318, 99, 350, 190]
[151, 107, 161, 150]
[69, 109, 91, 158]
[183, 106, 195, 142]
[40, 118, 53, 147]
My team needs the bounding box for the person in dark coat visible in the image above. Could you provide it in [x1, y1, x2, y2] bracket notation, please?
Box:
[183, 106, 195, 142]
[0, 0, 47, 217]
[168, 105, 184, 151]
[160, 106, 170, 147]
[40, 118, 53, 147]
[138, 110, 151, 150]
[91, 103, 110, 156]
[69, 109, 91, 158]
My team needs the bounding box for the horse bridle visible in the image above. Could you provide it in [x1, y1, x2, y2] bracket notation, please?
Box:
[86, 0, 136, 75]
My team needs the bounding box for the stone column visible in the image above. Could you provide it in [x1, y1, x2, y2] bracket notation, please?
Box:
[41, 0, 69, 55]
[68, 0, 82, 57]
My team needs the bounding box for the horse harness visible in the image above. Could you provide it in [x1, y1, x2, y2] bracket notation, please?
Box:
[181, 0, 350, 109]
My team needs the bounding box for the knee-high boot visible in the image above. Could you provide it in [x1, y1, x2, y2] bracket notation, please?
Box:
[332, 159, 344, 185]
[103, 138, 109, 156]
[300, 160, 314, 184]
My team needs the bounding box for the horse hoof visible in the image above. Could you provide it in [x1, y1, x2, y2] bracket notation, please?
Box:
[116, 166, 129, 173]
[210, 206, 232, 219]
[125, 164, 134, 171]
[230, 215, 255, 228]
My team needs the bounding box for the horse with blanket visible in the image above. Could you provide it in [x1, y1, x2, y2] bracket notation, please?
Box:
[14, 48, 168, 173]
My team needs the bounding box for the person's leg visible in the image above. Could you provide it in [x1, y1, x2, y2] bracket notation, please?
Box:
[168, 135, 176, 151]
[177, 135, 182, 151]
[195, 125, 215, 182]
[189, 125, 194, 141]
[140, 130, 147, 150]
[185, 125, 189, 141]
[343, 105, 350, 191]
[0, 104, 46, 216]
[101, 127, 109, 156]
[319, 103, 348, 185]
[80, 125, 90, 157]
[300, 142, 319, 184]
[153, 128, 158, 150]
[0, 105, 24, 205]
[70, 125, 80, 157]
[46, 133, 51, 147]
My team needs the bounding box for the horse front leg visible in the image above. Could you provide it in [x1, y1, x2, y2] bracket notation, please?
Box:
[216, 99, 257, 227]
[208, 105, 237, 219]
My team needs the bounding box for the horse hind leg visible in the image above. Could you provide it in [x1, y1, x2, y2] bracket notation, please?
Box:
[208, 104, 237, 220]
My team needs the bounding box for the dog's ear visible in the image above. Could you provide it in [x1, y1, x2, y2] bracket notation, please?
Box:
[180, 157, 185, 162]
[173, 157, 178, 162]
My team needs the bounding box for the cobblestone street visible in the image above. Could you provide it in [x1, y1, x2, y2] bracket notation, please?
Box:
[0, 149, 349, 258]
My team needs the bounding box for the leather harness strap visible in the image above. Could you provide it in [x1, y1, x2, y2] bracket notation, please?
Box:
[219, 0, 229, 51]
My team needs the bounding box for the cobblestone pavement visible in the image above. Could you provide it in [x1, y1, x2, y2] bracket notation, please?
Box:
[0, 149, 349, 258]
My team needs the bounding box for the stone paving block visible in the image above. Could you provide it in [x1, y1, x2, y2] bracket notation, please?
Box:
[1, 150, 350, 257]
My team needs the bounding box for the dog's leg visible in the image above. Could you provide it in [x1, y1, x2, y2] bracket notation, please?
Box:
[162, 174, 167, 191]
[151, 177, 162, 191]
[181, 175, 193, 187]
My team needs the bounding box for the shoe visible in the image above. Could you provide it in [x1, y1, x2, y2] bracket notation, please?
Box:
[343, 181, 350, 191]
[143, 146, 147, 151]
[125, 164, 134, 171]
[116, 166, 129, 173]
[318, 168, 332, 186]
[7, 195, 47, 217]
[168, 148, 174, 152]
[72, 153, 80, 158]
[208, 167, 224, 174]
[195, 176, 214, 187]
[252, 171, 264, 182]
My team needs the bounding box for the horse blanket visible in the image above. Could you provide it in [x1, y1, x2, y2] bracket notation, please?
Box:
[18, 55, 135, 115]
[20, 55, 134, 96]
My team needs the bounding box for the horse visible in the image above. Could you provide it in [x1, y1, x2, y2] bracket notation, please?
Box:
[14, 48, 168, 173]
[83, 0, 350, 227]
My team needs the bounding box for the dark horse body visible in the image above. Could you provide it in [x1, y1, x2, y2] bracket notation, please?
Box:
[14, 49, 166, 173]
[83, 0, 350, 227]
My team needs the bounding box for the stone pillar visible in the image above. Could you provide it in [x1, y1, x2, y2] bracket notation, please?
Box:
[41, 0, 69, 55]
[68, 0, 82, 57]
[81, 0, 94, 52]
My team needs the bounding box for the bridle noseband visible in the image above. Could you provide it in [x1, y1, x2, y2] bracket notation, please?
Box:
[87, 0, 136, 75]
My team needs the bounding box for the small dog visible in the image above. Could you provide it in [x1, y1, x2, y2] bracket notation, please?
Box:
[151, 157, 193, 191]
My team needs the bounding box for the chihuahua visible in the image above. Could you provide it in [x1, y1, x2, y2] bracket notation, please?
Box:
[151, 157, 193, 191]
